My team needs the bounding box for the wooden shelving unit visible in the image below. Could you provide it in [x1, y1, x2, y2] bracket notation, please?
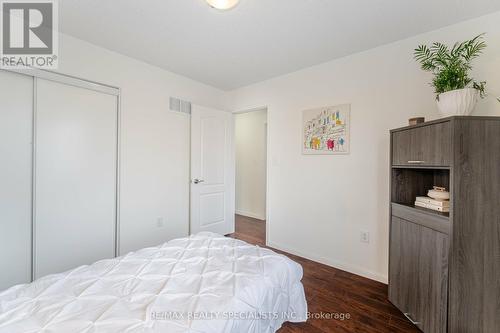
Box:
[388, 116, 500, 333]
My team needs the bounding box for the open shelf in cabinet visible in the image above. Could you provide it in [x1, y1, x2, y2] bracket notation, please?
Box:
[391, 167, 450, 218]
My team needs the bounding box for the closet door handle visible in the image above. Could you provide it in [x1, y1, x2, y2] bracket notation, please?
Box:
[407, 160, 425, 164]
[403, 312, 420, 326]
[192, 179, 205, 184]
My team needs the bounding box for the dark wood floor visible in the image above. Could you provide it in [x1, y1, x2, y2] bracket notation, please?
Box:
[229, 215, 421, 333]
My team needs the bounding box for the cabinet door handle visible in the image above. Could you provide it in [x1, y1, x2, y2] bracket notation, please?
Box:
[407, 160, 425, 164]
[404, 312, 420, 325]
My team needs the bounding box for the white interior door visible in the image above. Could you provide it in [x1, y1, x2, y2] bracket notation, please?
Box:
[34, 78, 118, 278]
[0, 71, 33, 290]
[190, 105, 235, 235]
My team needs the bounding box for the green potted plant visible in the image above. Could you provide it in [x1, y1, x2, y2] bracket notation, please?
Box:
[414, 34, 487, 116]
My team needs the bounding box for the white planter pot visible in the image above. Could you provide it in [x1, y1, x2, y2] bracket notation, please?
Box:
[436, 88, 479, 116]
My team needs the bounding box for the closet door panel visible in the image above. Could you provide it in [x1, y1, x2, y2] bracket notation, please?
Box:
[0, 71, 33, 290]
[35, 79, 117, 278]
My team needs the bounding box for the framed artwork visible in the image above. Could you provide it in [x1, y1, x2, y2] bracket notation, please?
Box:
[302, 104, 350, 155]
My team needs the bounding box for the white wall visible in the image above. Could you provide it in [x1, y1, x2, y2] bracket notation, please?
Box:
[56, 33, 227, 254]
[227, 12, 500, 282]
[235, 109, 267, 220]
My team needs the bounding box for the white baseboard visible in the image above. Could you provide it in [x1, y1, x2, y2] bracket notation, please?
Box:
[267, 240, 388, 284]
[235, 210, 266, 221]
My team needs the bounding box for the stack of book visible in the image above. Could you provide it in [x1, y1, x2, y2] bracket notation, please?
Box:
[415, 196, 450, 213]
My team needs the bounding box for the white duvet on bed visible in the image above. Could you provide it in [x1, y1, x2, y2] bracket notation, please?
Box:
[0, 232, 307, 333]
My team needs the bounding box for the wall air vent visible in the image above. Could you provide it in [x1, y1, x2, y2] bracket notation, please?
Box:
[170, 97, 191, 115]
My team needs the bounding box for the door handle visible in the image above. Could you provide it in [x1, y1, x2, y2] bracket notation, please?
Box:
[193, 179, 205, 184]
[403, 313, 420, 326]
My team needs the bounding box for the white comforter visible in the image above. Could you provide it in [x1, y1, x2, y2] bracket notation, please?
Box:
[0, 232, 307, 333]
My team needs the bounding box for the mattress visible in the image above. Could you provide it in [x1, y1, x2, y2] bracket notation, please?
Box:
[0, 232, 307, 333]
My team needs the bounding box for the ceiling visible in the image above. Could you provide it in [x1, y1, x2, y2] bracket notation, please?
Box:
[59, 0, 500, 90]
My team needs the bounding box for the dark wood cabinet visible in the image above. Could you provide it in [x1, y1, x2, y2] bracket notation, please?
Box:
[389, 116, 500, 333]
[389, 214, 448, 333]
[389, 216, 420, 322]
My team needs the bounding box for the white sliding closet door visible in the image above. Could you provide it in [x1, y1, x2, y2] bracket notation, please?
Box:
[0, 71, 33, 290]
[35, 79, 118, 278]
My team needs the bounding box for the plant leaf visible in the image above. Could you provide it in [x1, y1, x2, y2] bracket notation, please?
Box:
[414, 34, 487, 98]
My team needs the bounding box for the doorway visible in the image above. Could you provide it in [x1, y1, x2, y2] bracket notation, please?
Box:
[234, 108, 268, 244]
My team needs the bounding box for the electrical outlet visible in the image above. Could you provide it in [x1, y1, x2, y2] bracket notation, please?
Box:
[360, 231, 370, 243]
[156, 217, 165, 228]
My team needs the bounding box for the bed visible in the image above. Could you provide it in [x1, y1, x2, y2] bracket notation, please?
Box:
[0, 232, 307, 333]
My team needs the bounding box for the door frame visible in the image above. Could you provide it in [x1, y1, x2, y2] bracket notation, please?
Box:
[1, 68, 121, 280]
[233, 106, 270, 245]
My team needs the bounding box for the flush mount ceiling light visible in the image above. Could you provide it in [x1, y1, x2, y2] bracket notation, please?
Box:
[206, 0, 240, 10]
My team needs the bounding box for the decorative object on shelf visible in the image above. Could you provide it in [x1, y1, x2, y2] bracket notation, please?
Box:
[427, 186, 450, 200]
[409, 117, 425, 126]
[302, 104, 350, 155]
[415, 196, 450, 213]
[436, 88, 479, 116]
[414, 34, 487, 116]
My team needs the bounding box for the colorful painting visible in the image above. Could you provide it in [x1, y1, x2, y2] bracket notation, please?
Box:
[302, 104, 350, 155]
